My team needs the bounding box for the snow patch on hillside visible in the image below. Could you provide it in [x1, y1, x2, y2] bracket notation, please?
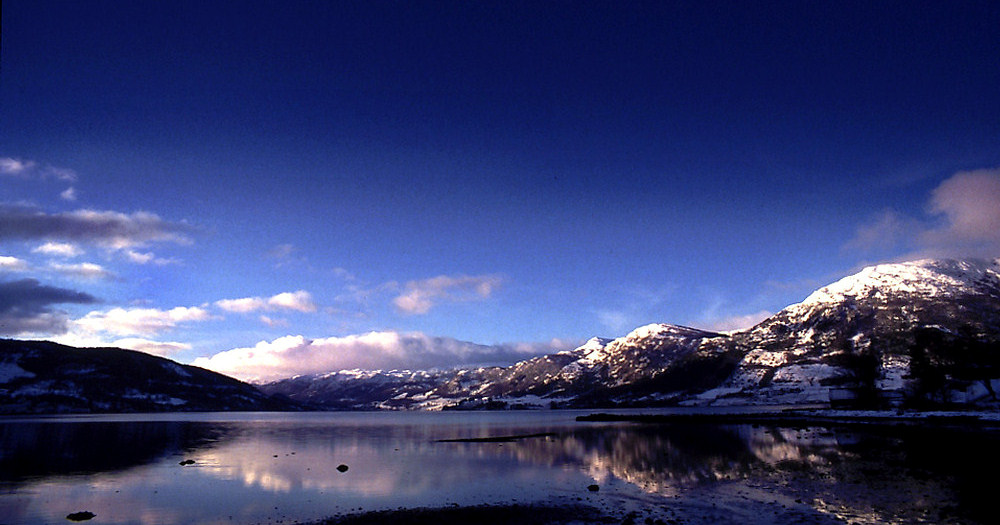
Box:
[0, 362, 35, 383]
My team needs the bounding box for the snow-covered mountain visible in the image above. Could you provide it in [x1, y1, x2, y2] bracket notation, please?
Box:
[701, 258, 1000, 406]
[0, 340, 299, 414]
[260, 258, 1000, 410]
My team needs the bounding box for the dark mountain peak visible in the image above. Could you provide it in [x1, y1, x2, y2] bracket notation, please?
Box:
[0, 339, 298, 414]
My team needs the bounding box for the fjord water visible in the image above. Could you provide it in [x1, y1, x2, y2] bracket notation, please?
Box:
[1, 411, 996, 525]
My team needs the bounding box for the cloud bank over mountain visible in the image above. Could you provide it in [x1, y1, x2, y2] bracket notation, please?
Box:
[193, 332, 574, 383]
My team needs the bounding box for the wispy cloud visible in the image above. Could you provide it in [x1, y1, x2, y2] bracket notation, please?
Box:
[595, 309, 630, 334]
[47, 332, 194, 357]
[264, 243, 311, 269]
[0, 278, 98, 336]
[122, 249, 178, 266]
[0, 157, 34, 176]
[193, 332, 573, 383]
[0, 204, 195, 250]
[266, 243, 296, 260]
[699, 310, 773, 333]
[842, 209, 922, 254]
[109, 338, 192, 357]
[259, 315, 289, 327]
[0, 156, 77, 182]
[393, 274, 503, 315]
[4, 253, 114, 281]
[215, 290, 317, 314]
[847, 167, 1000, 259]
[48, 262, 116, 281]
[591, 284, 675, 336]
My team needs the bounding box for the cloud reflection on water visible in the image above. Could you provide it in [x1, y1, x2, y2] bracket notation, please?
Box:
[1, 414, 996, 525]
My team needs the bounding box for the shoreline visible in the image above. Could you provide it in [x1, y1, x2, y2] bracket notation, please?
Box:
[576, 408, 1000, 427]
[310, 502, 619, 525]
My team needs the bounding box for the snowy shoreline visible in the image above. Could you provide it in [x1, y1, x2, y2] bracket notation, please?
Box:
[577, 408, 1000, 425]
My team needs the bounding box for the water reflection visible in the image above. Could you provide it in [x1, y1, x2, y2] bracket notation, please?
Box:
[0, 420, 228, 482]
[0, 413, 995, 525]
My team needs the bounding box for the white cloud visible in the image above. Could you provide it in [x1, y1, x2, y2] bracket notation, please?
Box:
[32, 242, 84, 257]
[921, 168, 1000, 256]
[193, 331, 570, 383]
[60, 187, 77, 201]
[215, 290, 317, 314]
[73, 306, 213, 337]
[393, 274, 503, 315]
[48, 262, 115, 281]
[0, 256, 30, 272]
[47, 332, 192, 357]
[112, 338, 192, 357]
[847, 167, 1000, 259]
[267, 291, 317, 312]
[215, 297, 268, 313]
[699, 310, 773, 333]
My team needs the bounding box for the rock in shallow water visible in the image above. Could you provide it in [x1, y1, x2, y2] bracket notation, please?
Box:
[66, 511, 95, 521]
[337, 464, 349, 472]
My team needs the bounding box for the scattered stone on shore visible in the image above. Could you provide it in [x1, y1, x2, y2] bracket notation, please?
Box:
[66, 511, 95, 521]
[587, 484, 600, 492]
[179, 459, 196, 466]
[337, 464, 349, 473]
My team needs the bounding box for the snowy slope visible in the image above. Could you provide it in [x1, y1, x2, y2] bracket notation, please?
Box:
[800, 258, 1000, 307]
[704, 258, 1000, 407]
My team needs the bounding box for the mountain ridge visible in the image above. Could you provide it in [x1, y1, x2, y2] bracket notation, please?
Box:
[2, 257, 998, 413]
[0, 339, 299, 414]
[261, 257, 1000, 410]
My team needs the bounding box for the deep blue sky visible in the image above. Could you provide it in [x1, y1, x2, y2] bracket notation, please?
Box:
[2, 1, 999, 380]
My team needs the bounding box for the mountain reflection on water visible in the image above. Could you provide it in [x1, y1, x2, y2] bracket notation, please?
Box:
[0, 412, 996, 525]
[0, 419, 227, 482]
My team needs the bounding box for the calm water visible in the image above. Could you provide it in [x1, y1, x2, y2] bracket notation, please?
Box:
[1, 410, 997, 525]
